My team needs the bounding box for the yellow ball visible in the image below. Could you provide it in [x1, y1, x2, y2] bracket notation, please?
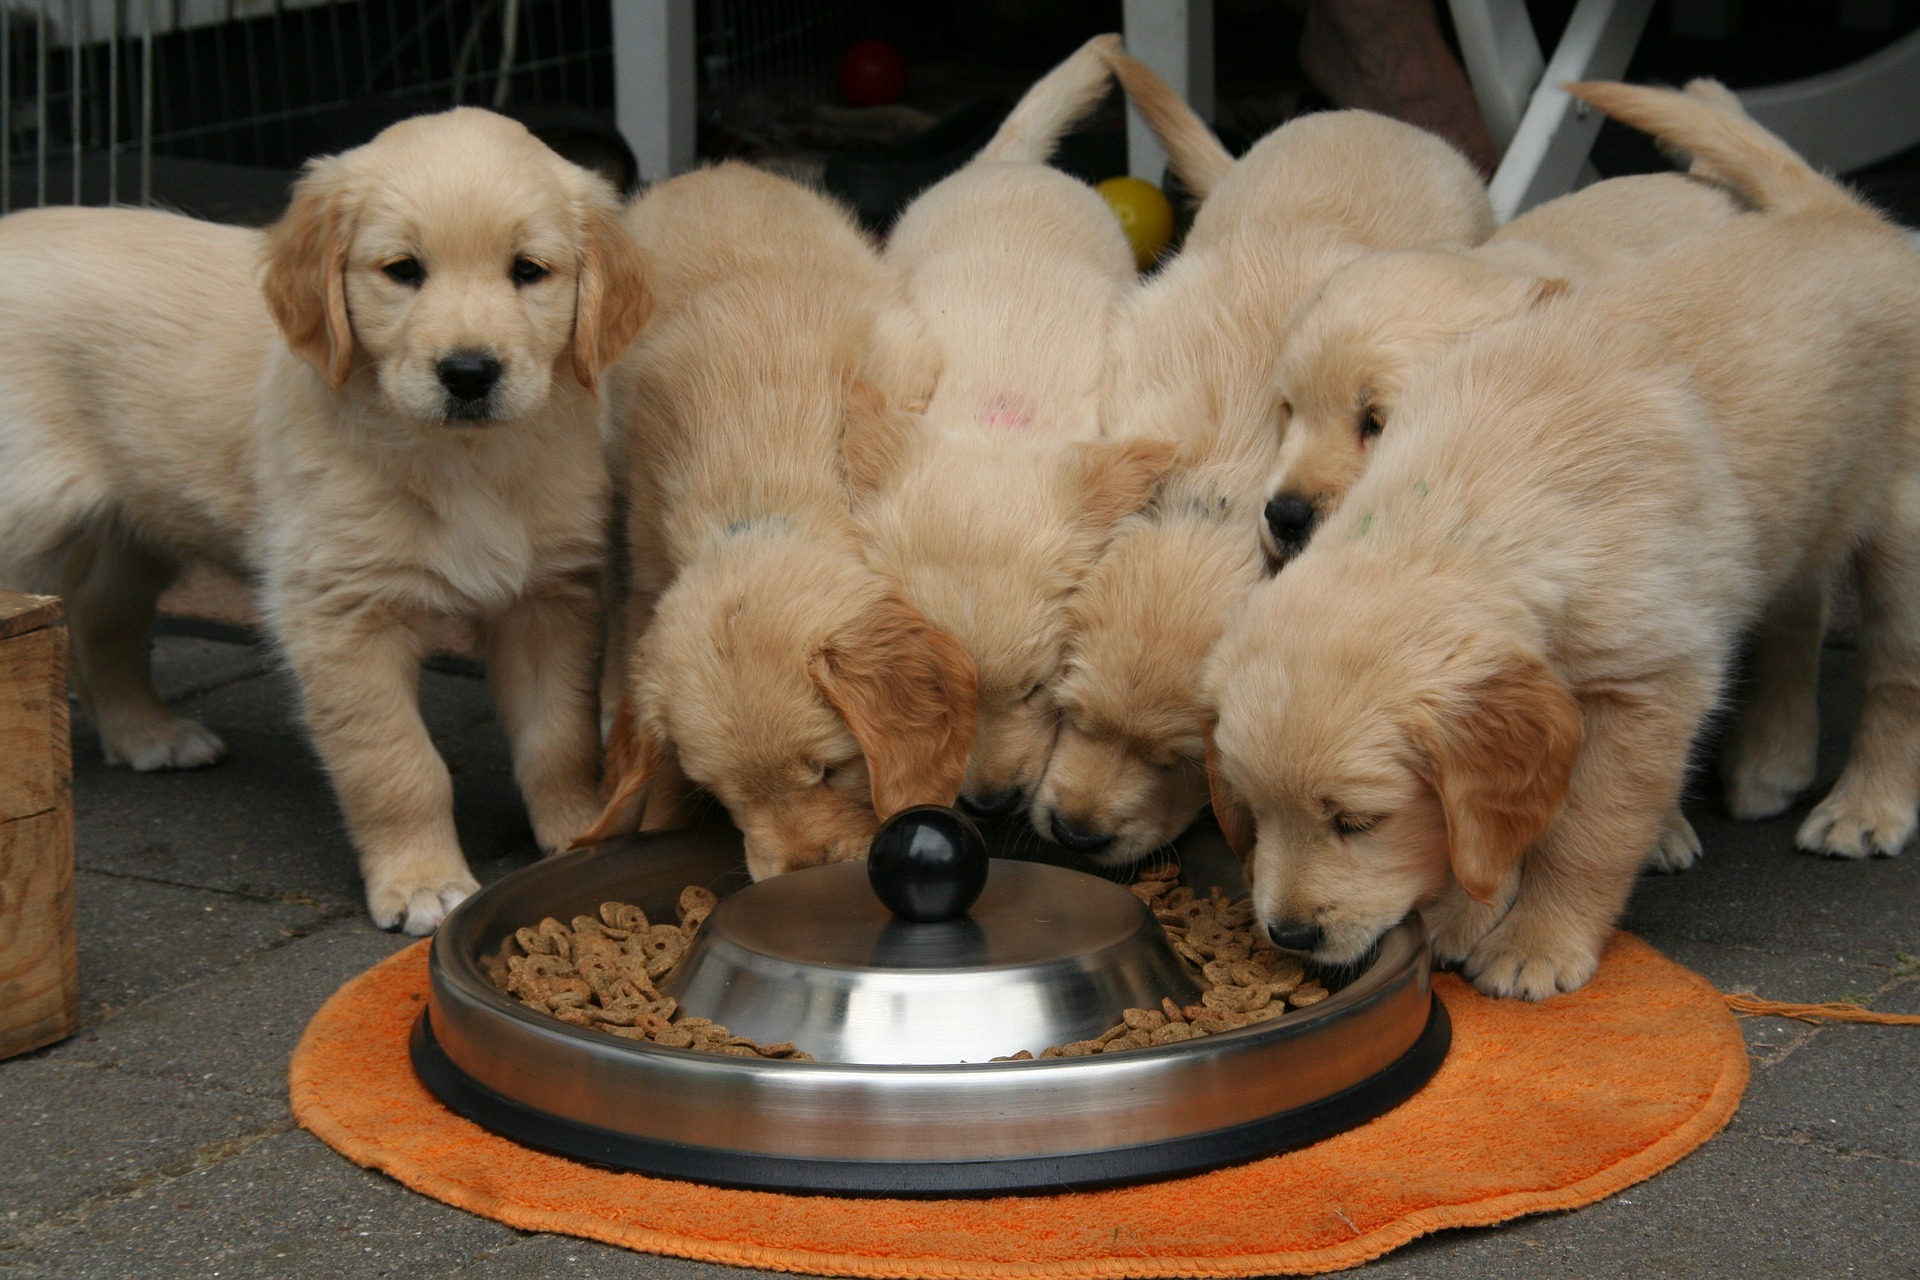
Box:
[1097, 175, 1175, 270]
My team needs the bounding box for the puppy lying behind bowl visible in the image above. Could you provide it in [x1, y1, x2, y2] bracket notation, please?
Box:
[580, 162, 977, 881]
[1205, 80, 1920, 999]
[1258, 171, 1742, 873]
[851, 34, 1174, 819]
[0, 108, 650, 933]
[1031, 47, 1493, 866]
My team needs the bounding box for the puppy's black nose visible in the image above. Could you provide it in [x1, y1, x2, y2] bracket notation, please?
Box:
[1267, 921, 1322, 952]
[437, 351, 502, 402]
[959, 787, 1024, 819]
[1264, 492, 1318, 554]
[1048, 811, 1115, 856]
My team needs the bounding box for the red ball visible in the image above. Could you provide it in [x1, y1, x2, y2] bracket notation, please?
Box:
[839, 38, 907, 107]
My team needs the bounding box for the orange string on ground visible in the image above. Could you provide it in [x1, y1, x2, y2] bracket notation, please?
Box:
[1723, 992, 1920, 1026]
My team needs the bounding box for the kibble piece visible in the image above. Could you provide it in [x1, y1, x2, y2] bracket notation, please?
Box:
[1123, 1007, 1168, 1032]
[1289, 982, 1330, 1007]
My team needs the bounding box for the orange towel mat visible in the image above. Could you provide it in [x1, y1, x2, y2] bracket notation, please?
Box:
[290, 933, 1746, 1278]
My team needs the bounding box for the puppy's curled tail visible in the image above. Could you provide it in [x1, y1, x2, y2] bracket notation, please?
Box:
[1564, 79, 1857, 219]
[1102, 46, 1233, 200]
[976, 33, 1123, 166]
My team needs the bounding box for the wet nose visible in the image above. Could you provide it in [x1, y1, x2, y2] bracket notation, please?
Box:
[1264, 492, 1318, 555]
[437, 351, 502, 401]
[1048, 811, 1115, 856]
[959, 787, 1024, 819]
[1267, 921, 1323, 952]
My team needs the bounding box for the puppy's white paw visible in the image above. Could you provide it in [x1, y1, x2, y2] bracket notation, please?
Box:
[1422, 887, 1507, 966]
[1462, 917, 1602, 1001]
[366, 870, 480, 935]
[1723, 762, 1812, 822]
[1645, 810, 1703, 874]
[1796, 787, 1915, 859]
[528, 792, 607, 857]
[103, 716, 227, 772]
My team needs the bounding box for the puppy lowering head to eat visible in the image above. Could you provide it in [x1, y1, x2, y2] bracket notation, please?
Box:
[1032, 48, 1493, 864]
[1259, 172, 1742, 564]
[1208, 80, 1920, 1000]
[580, 164, 977, 880]
[0, 108, 650, 932]
[853, 35, 1174, 818]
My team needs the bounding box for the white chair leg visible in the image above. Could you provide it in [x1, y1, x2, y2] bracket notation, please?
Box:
[1447, 0, 1545, 154]
[613, 0, 696, 183]
[1121, 0, 1215, 184]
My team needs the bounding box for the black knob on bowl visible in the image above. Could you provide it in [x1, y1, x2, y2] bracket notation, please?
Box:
[868, 804, 989, 923]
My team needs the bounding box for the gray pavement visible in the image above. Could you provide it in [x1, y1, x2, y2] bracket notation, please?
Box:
[0, 632, 1914, 1279]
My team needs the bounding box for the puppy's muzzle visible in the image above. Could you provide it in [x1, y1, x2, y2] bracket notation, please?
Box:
[1263, 492, 1318, 561]
[1047, 810, 1115, 857]
[437, 350, 502, 420]
[1267, 920, 1323, 952]
[960, 786, 1025, 820]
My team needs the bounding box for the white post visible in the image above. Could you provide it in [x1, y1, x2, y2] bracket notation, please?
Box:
[614, 0, 696, 183]
[1121, 0, 1214, 184]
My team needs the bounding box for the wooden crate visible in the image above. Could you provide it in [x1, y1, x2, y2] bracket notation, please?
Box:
[0, 592, 77, 1060]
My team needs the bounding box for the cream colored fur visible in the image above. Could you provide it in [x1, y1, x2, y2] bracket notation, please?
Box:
[1033, 50, 1493, 863]
[0, 108, 649, 933]
[1206, 80, 1920, 999]
[587, 163, 978, 881]
[853, 36, 1174, 814]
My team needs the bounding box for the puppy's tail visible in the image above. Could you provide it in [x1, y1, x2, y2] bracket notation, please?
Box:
[976, 33, 1121, 166]
[1565, 79, 1859, 219]
[1103, 46, 1234, 200]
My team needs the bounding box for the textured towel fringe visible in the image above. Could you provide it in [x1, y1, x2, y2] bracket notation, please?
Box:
[1723, 992, 1920, 1025]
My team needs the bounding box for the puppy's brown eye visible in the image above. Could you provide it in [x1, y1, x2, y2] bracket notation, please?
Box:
[382, 257, 423, 286]
[511, 257, 550, 286]
[1359, 406, 1385, 440]
[1333, 812, 1380, 836]
[1025, 683, 1048, 703]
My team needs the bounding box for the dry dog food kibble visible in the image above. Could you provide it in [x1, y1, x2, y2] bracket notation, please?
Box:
[485, 887, 815, 1062]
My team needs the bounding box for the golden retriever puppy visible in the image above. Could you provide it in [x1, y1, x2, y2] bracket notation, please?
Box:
[0, 109, 650, 933]
[1205, 80, 1920, 1000]
[1031, 49, 1493, 863]
[581, 163, 977, 881]
[1257, 173, 1741, 874]
[852, 36, 1174, 818]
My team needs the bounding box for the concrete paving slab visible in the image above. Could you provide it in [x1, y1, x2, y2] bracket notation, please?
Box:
[1631, 937, 1891, 1059]
[0, 1128, 517, 1280]
[42, 918, 411, 1101]
[70, 871, 341, 1025]
[0, 1059, 284, 1241]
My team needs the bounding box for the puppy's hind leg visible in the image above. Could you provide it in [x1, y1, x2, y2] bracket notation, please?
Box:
[1723, 572, 1826, 820]
[1800, 492, 1920, 858]
[62, 526, 226, 771]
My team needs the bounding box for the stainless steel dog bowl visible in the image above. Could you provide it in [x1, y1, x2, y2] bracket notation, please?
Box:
[412, 813, 1447, 1195]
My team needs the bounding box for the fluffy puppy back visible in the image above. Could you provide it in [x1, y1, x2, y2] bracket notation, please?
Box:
[976, 33, 1123, 167]
[1565, 79, 1863, 220]
[1099, 44, 1234, 198]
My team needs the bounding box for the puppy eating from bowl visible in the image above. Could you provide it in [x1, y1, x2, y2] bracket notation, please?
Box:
[580, 163, 978, 881]
[0, 108, 649, 933]
[1031, 47, 1493, 866]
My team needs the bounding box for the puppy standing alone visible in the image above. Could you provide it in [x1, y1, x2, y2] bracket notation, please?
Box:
[1206, 81, 1920, 998]
[0, 109, 649, 933]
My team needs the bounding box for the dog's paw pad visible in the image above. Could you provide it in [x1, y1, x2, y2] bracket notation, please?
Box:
[104, 717, 227, 772]
[1645, 812, 1703, 874]
[1797, 794, 1914, 860]
[367, 873, 480, 935]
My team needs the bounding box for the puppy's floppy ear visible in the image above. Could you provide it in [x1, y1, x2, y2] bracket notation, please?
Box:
[841, 377, 920, 498]
[1410, 651, 1582, 904]
[810, 594, 979, 818]
[570, 695, 665, 847]
[263, 160, 354, 389]
[1202, 716, 1256, 864]
[1069, 436, 1180, 529]
[572, 205, 652, 394]
[861, 302, 942, 415]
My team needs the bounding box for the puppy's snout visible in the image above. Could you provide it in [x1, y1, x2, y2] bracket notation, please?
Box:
[1264, 492, 1318, 556]
[1267, 920, 1323, 952]
[437, 350, 502, 404]
[1047, 810, 1115, 857]
[960, 786, 1025, 819]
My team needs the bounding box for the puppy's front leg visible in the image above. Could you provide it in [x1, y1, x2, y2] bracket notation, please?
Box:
[1465, 680, 1710, 999]
[485, 573, 605, 853]
[278, 604, 476, 934]
[1723, 572, 1826, 820]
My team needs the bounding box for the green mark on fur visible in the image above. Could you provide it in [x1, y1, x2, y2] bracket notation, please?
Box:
[1347, 512, 1375, 542]
[1412, 480, 1428, 498]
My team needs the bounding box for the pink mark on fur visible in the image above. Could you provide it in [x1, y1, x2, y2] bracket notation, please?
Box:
[975, 390, 1035, 432]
